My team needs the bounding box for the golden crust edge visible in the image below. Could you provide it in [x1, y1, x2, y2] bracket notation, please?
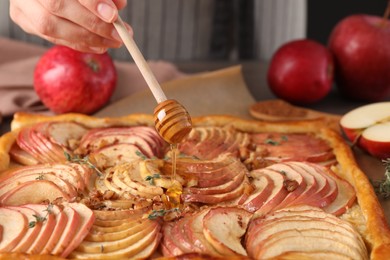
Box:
[1, 112, 390, 259]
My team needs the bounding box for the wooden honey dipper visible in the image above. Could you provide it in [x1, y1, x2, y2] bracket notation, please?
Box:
[113, 16, 192, 144]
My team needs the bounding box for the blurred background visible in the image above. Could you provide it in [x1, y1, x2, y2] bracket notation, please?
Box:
[0, 0, 386, 62]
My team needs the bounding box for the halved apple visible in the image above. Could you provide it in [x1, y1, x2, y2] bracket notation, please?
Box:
[340, 102, 390, 159]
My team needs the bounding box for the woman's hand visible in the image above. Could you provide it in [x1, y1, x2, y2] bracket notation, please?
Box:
[9, 0, 131, 53]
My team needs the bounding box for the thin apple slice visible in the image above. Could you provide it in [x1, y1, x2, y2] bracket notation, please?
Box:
[8, 206, 42, 253]
[161, 222, 185, 256]
[171, 215, 200, 253]
[256, 230, 365, 259]
[0, 172, 77, 199]
[46, 206, 80, 256]
[251, 133, 334, 163]
[203, 207, 252, 256]
[16, 127, 53, 163]
[26, 204, 60, 255]
[246, 205, 368, 259]
[110, 161, 164, 198]
[32, 204, 68, 255]
[69, 222, 161, 259]
[202, 207, 252, 256]
[76, 126, 163, 157]
[91, 143, 143, 168]
[60, 203, 95, 258]
[266, 164, 307, 211]
[322, 169, 356, 216]
[30, 130, 67, 162]
[9, 143, 39, 166]
[45, 121, 88, 148]
[0, 180, 69, 206]
[186, 209, 222, 256]
[86, 218, 153, 242]
[93, 207, 149, 221]
[182, 176, 248, 204]
[238, 174, 274, 212]
[184, 166, 246, 195]
[0, 207, 27, 252]
[303, 163, 339, 208]
[252, 169, 289, 217]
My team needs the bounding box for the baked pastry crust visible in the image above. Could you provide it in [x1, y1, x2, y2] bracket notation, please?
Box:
[0, 112, 389, 259]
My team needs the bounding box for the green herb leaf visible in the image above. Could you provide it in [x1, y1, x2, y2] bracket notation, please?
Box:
[373, 159, 390, 199]
[147, 208, 179, 220]
[265, 138, 279, 146]
[28, 204, 53, 228]
[145, 173, 161, 185]
[135, 150, 148, 160]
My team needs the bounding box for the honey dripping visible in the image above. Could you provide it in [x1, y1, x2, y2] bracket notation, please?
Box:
[164, 144, 183, 209]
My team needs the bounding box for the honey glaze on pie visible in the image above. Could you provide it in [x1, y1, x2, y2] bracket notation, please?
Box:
[162, 144, 183, 210]
[0, 118, 375, 259]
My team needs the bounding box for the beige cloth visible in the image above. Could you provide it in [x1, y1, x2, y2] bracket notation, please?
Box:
[0, 37, 186, 117]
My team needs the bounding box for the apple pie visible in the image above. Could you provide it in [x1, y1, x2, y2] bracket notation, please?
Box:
[0, 112, 389, 260]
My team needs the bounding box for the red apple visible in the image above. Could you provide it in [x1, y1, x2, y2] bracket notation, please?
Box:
[340, 102, 390, 159]
[267, 39, 334, 104]
[34, 45, 117, 114]
[328, 14, 390, 101]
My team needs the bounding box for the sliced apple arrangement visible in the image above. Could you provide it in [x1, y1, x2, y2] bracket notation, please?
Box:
[70, 207, 161, 259]
[340, 102, 390, 159]
[0, 163, 94, 206]
[246, 205, 368, 259]
[0, 121, 370, 259]
[0, 202, 94, 258]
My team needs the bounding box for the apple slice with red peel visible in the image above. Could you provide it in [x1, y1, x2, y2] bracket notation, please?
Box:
[9, 143, 39, 166]
[0, 180, 69, 206]
[70, 222, 161, 259]
[186, 209, 222, 256]
[25, 204, 59, 255]
[289, 162, 338, 208]
[91, 143, 143, 168]
[252, 169, 289, 218]
[28, 204, 67, 255]
[203, 207, 252, 256]
[239, 174, 274, 212]
[45, 121, 88, 147]
[340, 102, 390, 159]
[47, 206, 80, 256]
[161, 222, 185, 256]
[322, 169, 356, 216]
[0, 172, 77, 199]
[7, 206, 42, 253]
[0, 207, 27, 252]
[60, 203, 95, 258]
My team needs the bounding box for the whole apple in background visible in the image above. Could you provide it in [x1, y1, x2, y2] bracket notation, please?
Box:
[34, 45, 117, 114]
[328, 12, 390, 101]
[340, 102, 390, 159]
[267, 39, 334, 105]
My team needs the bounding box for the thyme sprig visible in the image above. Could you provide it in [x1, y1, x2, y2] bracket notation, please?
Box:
[373, 159, 390, 199]
[135, 150, 148, 160]
[29, 204, 53, 228]
[64, 151, 103, 177]
[264, 135, 288, 146]
[145, 173, 161, 185]
[147, 208, 180, 220]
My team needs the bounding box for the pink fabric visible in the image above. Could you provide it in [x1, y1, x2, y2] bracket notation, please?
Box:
[0, 37, 186, 117]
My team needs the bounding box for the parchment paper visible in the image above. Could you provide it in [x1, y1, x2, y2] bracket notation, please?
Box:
[96, 66, 256, 118]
